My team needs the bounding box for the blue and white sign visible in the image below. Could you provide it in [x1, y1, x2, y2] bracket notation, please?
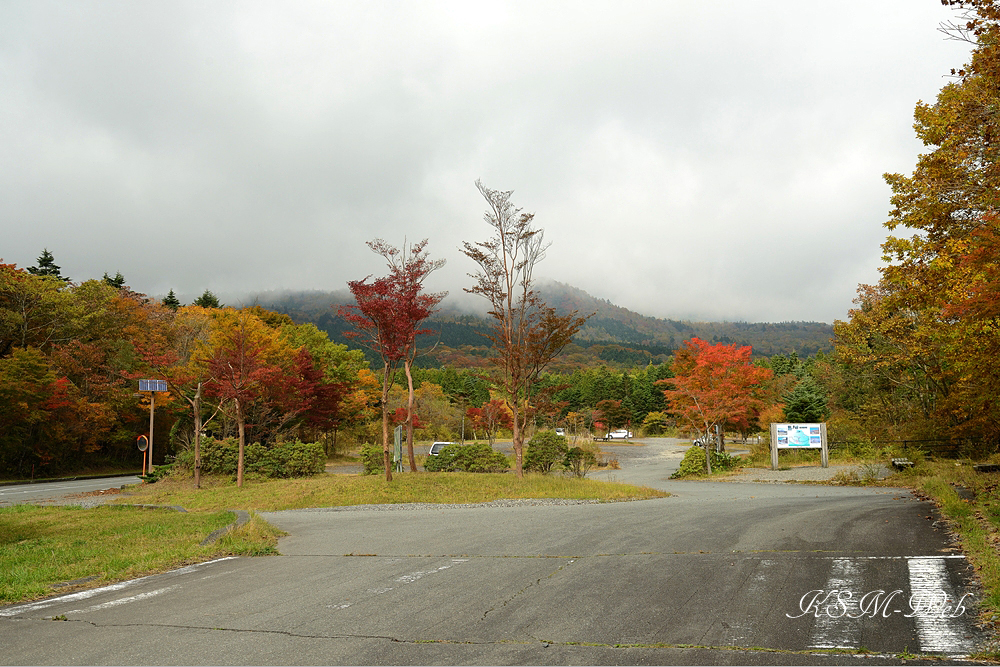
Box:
[139, 379, 168, 392]
[774, 423, 823, 449]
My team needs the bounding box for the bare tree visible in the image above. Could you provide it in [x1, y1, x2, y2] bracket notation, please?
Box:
[461, 180, 590, 477]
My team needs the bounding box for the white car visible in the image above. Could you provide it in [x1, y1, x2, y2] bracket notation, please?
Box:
[428, 441, 455, 456]
[607, 429, 633, 440]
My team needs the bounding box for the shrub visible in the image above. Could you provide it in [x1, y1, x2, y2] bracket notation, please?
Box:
[174, 438, 325, 478]
[140, 463, 174, 484]
[524, 430, 568, 473]
[424, 443, 509, 473]
[670, 446, 743, 479]
[563, 447, 597, 478]
[360, 443, 385, 475]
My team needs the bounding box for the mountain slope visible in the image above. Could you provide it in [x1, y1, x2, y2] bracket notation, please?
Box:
[254, 283, 833, 369]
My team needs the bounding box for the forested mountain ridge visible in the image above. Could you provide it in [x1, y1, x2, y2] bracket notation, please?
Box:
[254, 282, 833, 369]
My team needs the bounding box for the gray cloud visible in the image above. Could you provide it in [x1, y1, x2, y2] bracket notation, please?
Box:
[1, 0, 973, 323]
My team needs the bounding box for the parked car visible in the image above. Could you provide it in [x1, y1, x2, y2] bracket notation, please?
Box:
[608, 429, 633, 439]
[428, 441, 455, 456]
[554, 428, 566, 437]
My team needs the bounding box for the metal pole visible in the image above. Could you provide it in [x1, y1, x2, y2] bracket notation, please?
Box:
[148, 392, 155, 472]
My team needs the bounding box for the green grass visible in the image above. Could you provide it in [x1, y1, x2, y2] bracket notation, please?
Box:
[117, 471, 669, 512]
[886, 459, 1000, 620]
[0, 505, 281, 604]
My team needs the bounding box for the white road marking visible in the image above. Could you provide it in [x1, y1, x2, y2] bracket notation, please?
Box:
[66, 586, 179, 614]
[808, 558, 864, 650]
[803, 556, 976, 656]
[0, 479, 136, 496]
[0, 557, 237, 617]
[907, 557, 975, 656]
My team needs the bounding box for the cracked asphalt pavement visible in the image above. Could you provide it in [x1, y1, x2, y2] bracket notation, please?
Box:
[0, 440, 988, 665]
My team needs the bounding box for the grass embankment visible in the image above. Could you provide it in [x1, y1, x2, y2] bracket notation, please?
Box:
[883, 460, 1000, 625]
[0, 505, 283, 604]
[118, 471, 669, 512]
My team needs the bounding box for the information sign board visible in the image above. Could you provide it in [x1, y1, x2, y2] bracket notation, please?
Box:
[770, 422, 828, 470]
[773, 423, 823, 449]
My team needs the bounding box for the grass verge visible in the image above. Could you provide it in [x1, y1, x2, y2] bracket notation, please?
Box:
[885, 460, 1000, 627]
[116, 471, 669, 512]
[0, 505, 282, 604]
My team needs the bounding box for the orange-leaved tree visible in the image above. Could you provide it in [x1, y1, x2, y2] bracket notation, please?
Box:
[661, 337, 773, 449]
[196, 309, 298, 487]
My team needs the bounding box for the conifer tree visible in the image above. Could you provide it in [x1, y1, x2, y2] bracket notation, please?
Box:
[193, 290, 221, 308]
[26, 249, 68, 282]
[162, 290, 181, 311]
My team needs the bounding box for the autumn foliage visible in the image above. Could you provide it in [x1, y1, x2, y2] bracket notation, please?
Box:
[660, 338, 773, 441]
[832, 1, 1000, 446]
[0, 262, 363, 479]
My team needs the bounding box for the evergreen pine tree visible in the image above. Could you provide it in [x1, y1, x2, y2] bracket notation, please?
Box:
[193, 289, 221, 308]
[26, 249, 68, 281]
[162, 289, 181, 311]
[781, 376, 830, 423]
[103, 272, 126, 288]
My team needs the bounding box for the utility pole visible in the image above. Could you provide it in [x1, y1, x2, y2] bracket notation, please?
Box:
[139, 379, 168, 474]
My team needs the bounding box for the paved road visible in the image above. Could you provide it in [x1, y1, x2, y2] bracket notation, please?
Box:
[0, 441, 987, 665]
[0, 476, 140, 507]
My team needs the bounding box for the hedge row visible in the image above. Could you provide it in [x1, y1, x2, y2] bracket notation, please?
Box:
[174, 438, 325, 478]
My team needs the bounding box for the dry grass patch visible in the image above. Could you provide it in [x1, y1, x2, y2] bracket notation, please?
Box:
[118, 471, 668, 512]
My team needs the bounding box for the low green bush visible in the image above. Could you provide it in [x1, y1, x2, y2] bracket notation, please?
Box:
[424, 443, 509, 473]
[670, 446, 743, 479]
[563, 447, 597, 478]
[174, 438, 325, 478]
[524, 431, 568, 473]
[359, 443, 385, 475]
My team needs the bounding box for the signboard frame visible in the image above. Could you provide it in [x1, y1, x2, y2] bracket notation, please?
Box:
[138, 379, 168, 472]
[770, 422, 828, 470]
[139, 379, 168, 393]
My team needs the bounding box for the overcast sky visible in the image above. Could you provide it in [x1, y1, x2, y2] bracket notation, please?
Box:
[0, 1, 973, 323]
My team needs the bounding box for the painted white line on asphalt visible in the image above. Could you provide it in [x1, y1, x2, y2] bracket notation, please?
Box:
[726, 558, 776, 645]
[908, 557, 975, 656]
[0, 557, 238, 617]
[67, 586, 179, 615]
[802, 556, 976, 656]
[394, 564, 452, 584]
[808, 558, 864, 650]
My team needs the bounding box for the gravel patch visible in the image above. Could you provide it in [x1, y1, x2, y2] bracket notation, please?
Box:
[269, 496, 659, 513]
[713, 463, 892, 483]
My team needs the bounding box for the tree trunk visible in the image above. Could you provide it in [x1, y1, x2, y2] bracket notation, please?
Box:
[511, 402, 523, 478]
[193, 383, 202, 489]
[405, 357, 417, 472]
[236, 399, 245, 488]
[381, 362, 393, 482]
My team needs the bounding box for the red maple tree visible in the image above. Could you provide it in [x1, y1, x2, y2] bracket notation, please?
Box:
[338, 239, 444, 480]
[660, 337, 773, 447]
